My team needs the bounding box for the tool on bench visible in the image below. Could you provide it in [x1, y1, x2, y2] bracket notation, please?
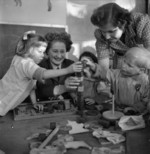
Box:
[38, 125, 60, 149]
[102, 91, 124, 121]
[76, 61, 86, 117]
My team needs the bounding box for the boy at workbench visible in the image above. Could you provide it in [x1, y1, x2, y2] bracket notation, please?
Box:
[84, 47, 150, 113]
[65, 51, 111, 109]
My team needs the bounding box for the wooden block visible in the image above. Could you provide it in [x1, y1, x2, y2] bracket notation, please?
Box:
[38, 126, 59, 149]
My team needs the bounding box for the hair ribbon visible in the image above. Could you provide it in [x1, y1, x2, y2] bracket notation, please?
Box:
[23, 30, 36, 40]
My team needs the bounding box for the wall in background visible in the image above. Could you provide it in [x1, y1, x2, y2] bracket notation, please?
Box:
[67, 0, 106, 59]
[0, 0, 67, 25]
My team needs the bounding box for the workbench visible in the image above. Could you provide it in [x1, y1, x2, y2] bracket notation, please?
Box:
[0, 111, 150, 154]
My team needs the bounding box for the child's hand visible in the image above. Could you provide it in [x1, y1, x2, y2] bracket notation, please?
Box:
[83, 58, 96, 72]
[67, 62, 83, 73]
[83, 68, 92, 78]
[53, 85, 67, 96]
[85, 98, 95, 105]
[33, 103, 44, 111]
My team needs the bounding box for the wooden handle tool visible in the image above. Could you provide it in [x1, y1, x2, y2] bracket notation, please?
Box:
[38, 126, 59, 149]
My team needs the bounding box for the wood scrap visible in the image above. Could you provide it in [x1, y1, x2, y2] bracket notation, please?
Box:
[67, 120, 89, 134]
[125, 117, 138, 126]
[30, 146, 65, 154]
[38, 126, 59, 149]
[64, 141, 92, 150]
[91, 147, 111, 154]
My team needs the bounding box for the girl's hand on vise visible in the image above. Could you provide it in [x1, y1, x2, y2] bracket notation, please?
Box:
[85, 98, 95, 105]
[67, 61, 83, 73]
[65, 76, 81, 90]
[33, 103, 44, 111]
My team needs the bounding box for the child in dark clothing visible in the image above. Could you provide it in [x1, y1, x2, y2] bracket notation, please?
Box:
[65, 51, 110, 108]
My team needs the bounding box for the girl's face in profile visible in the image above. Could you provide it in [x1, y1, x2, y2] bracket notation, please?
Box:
[48, 41, 66, 66]
[29, 42, 47, 64]
[100, 25, 123, 43]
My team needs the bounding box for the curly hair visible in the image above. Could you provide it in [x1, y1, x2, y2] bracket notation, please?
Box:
[45, 32, 73, 53]
[91, 3, 132, 29]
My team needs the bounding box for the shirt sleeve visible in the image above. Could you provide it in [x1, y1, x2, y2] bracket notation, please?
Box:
[139, 74, 149, 105]
[135, 13, 150, 48]
[92, 64, 109, 81]
[33, 67, 46, 82]
[92, 64, 118, 85]
[94, 29, 110, 60]
[21, 59, 45, 81]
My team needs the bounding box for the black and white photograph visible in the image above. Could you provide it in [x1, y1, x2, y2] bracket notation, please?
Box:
[0, 0, 150, 154]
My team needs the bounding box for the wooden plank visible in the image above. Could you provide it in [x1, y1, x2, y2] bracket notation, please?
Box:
[13, 99, 78, 121]
[14, 110, 77, 121]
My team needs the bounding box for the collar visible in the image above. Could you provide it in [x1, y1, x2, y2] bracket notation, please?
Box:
[109, 22, 136, 52]
[120, 71, 140, 78]
[50, 62, 61, 69]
